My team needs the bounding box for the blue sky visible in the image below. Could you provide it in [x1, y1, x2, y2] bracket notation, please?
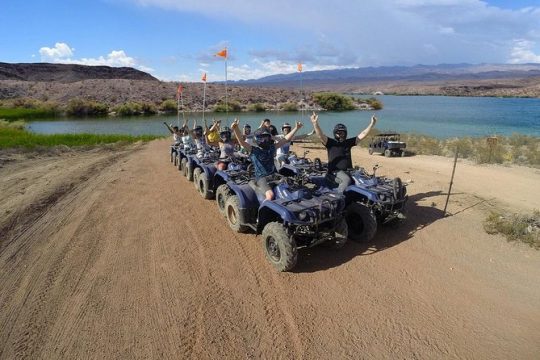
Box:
[1, 0, 540, 81]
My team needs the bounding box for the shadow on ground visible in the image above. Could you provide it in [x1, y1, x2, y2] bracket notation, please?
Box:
[293, 191, 447, 273]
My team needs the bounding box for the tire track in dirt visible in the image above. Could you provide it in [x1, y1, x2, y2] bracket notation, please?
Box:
[0, 150, 133, 359]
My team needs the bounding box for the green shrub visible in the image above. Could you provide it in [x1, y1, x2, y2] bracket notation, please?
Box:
[248, 103, 266, 112]
[114, 102, 143, 116]
[281, 102, 298, 111]
[160, 99, 178, 112]
[312, 92, 355, 111]
[213, 101, 242, 112]
[140, 102, 158, 115]
[362, 97, 383, 110]
[66, 99, 109, 116]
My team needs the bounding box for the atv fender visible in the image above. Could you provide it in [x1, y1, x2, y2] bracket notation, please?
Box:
[344, 186, 379, 203]
[228, 183, 259, 209]
[256, 204, 294, 234]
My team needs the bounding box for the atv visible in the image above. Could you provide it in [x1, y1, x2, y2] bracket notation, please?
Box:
[220, 172, 348, 272]
[282, 160, 407, 243]
[368, 133, 407, 157]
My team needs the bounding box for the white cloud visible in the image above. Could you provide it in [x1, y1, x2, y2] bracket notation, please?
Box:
[39, 42, 74, 60]
[38, 42, 154, 73]
[508, 39, 540, 63]
[131, 0, 540, 65]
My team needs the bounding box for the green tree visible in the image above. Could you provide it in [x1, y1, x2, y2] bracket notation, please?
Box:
[312, 92, 355, 111]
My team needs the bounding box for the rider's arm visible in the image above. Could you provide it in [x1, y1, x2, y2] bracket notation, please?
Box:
[203, 118, 209, 135]
[163, 122, 174, 134]
[356, 115, 377, 145]
[310, 112, 328, 146]
[276, 122, 303, 148]
[231, 119, 252, 152]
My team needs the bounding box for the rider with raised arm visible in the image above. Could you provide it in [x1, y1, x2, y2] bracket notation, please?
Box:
[310, 112, 377, 193]
[231, 118, 303, 201]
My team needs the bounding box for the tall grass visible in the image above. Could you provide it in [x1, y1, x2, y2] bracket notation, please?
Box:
[361, 132, 540, 168]
[0, 121, 162, 149]
[484, 210, 540, 249]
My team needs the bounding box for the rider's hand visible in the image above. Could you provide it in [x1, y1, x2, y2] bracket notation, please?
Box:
[231, 118, 239, 129]
[310, 112, 318, 125]
[371, 115, 377, 125]
[296, 121, 303, 129]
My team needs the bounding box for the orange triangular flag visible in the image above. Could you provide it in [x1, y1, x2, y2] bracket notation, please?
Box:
[201, 73, 207, 82]
[215, 48, 227, 58]
[298, 63, 302, 72]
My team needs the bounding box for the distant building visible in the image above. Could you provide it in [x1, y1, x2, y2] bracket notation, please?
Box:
[373, 91, 384, 96]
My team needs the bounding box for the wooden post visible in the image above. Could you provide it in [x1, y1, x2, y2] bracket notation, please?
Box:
[443, 146, 459, 217]
[486, 136, 498, 163]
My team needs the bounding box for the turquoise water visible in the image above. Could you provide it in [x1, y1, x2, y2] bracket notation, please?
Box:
[27, 96, 540, 138]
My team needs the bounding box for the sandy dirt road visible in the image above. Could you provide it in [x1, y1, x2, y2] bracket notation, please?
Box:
[1, 140, 539, 359]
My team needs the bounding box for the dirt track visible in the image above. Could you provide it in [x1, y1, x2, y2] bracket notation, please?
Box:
[1, 140, 539, 359]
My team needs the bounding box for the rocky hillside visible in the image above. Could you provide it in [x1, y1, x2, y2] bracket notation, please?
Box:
[0, 79, 308, 110]
[0, 62, 157, 82]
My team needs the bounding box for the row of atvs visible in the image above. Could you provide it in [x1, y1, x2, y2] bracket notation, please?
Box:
[170, 143, 408, 271]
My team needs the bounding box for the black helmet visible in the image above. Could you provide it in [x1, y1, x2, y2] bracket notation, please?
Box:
[219, 126, 232, 141]
[333, 123, 347, 142]
[282, 123, 292, 131]
[243, 124, 251, 129]
[194, 125, 204, 137]
[254, 127, 273, 147]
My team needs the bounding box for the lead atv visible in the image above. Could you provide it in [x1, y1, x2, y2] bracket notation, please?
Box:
[220, 172, 348, 272]
[282, 161, 407, 243]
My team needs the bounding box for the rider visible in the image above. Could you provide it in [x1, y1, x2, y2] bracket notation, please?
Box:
[164, 122, 182, 144]
[275, 123, 293, 166]
[205, 118, 221, 146]
[310, 112, 377, 193]
[217, 126, 235, 170]
[192, 121, 209, 158]
[231, 118, 303, 201]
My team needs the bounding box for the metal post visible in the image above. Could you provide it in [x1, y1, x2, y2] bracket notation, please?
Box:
[443, 146, 459, 216]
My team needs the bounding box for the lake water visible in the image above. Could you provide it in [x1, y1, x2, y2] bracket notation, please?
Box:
[27, 95, 540, 138]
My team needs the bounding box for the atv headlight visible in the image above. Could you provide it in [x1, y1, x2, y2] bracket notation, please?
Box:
[298, 211, 308, 221]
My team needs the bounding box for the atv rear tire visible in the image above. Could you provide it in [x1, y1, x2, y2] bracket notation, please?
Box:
[193, 168, 202, 190]
[225, 196, 249, 233]
[368, 147, 374, 155]
[186, 161, 194, 181]
[262, 222, 297, 272]
[181, 158, 188, 177]
[216, 184, 231, 216]
[384, 149, 392, 157]
[345, 202, 377, 243]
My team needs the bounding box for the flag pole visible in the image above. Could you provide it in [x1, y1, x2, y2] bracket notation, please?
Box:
[299, 63, 304, 122]
[202, 77, 207, 124]
[176, 88, 180, 128]
[180, 88, 185, 124]
[225, 50, 228, 125]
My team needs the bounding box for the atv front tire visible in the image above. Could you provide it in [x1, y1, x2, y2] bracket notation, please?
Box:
[345, 202, 377, 243]
[216, 184, 231, 216]
[262, 222, 297, 272]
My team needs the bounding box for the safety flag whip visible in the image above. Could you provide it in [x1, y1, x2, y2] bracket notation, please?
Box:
[298, 62, 305, 121]
[215, 48, 229, 123]
[176, 83, 185, 126]
[202, 73, 207, 123]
